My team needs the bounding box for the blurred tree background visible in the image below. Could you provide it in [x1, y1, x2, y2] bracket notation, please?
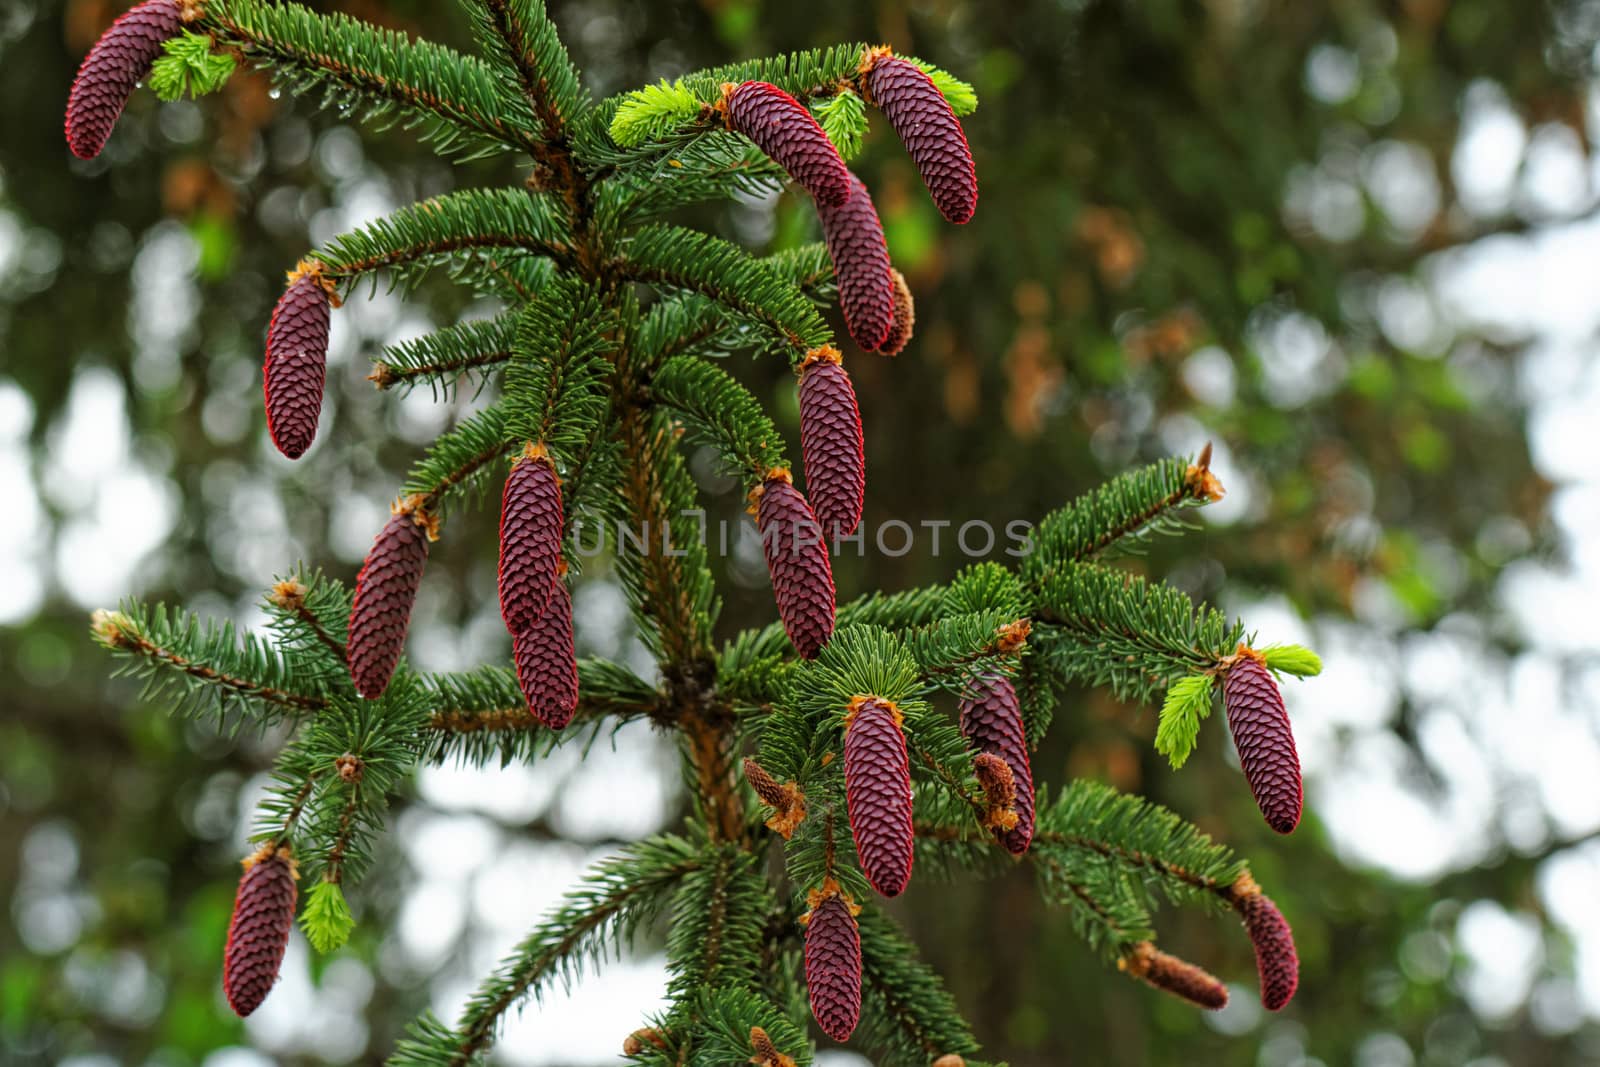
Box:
[5, 0, 1600, 1064]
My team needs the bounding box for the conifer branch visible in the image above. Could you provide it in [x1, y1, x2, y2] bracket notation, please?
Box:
[650, 356, 787, 486]
[92, 606, 328, 718]
[201, 0, 543, 158]
[856, 910, 982, 1063]
[402, 405, 517, 516]
[370, 315, 519, 397]
[389, 836, 701, 1066]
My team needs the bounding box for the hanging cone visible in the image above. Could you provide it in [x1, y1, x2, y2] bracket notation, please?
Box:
[860, 49, 978, 224]
[723, 80, 851, 207]
[65, 0, 185, 160]
[843, 696, 914, 897]
[1222, 650, 1303, 834]
[802, 882, 862, 1042]
[222, 844, 298, 1018]
[797, 346, 865, 541]
[263, 265, 335, 460]
[347, 496, 435, 698]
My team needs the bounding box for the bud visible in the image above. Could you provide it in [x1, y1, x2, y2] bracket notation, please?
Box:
[797, 347, 865, 541]
[878, 268, 916, 357]
[723, 81, 851, 207]
[742, 756, 806, 839]
[843, 696, 914, 897]
[1237, 890, 1299, 1011]
[933, 1057, 967, 1067]
[64, 0, 185, 159]
[860, 51, 977, 224]
[802, 884, 862, 1042]
[263, 267, 334, 460]
[959, 672, 1034, 854]
[1120, 941, 1228, 1010]
[223, 844, 298, 1018]
[816, 173, 894, 351]
[753, 471, 835, 659]
[498, 443, 563, 632]
[622, 1027, 667, 1055]
[513, 579, 579, 729]
[347, 497, 436, 698]
[748, 1025, 797, 1067]
[972, 752, 1019, 833]
[1222, 651, 1302, 834]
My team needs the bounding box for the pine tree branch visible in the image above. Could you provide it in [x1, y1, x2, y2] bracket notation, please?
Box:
[92, 606, 328, 716]
[392, 837, 701, 1066]
[370, 315, 519, 397]
[202, 0, 543, 159]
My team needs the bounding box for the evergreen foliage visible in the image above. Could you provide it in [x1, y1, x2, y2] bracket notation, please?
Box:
[79, 3, 1319, 1060]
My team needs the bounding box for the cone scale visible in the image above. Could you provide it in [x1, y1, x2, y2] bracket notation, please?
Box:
[861, 50, 978, 224]
[816, 173, 895, 352]
[843, 696, 914, 897]
[754, 471, 835, 659]
[797, 347, 865, 541]
[724, 81, 851, 207]
[222, 845, 298, 1018]
[1222, 651, 1303, 834]
[879, 268, 916, 357]
[64, 0, 186, 160]
[347, 497, 435, 698]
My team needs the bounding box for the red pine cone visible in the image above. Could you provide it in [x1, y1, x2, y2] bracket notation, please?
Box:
[879, 268, 916, 357]
[498, 444, 563, 632]
[513, 579, 579, 728]
[843, 696, 915, 897]
[755, 472, 835, 659]
[263, 270, 333, 460]
[725, 81, 851, 207]
[861, 52, 978, 224]
[222, 846, 298, 1018]
[1223, 653, 1302, 834]
[1238, 892, 1299, 1011]
[797, 347, 865, 540]
[64, 0, 184, 160]
[347, 499, 434, 698]
[816, 172, 894, 351]
[959, 672, 1034, 854]
[803, 891, 862, 1042]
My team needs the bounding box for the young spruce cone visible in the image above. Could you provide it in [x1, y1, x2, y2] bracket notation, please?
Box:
[347, 497, 435, 698]
[1223, 650, 1302, 834]
[498, 443, 563, 632]
[1120, 941, 1229, 1010]
[843, 696, 914, 897]
[802, 884, 862, 1042]
[754, 471, 835, 659]
[513, 578, 579, 729]
[222, 844, 298, 1018]
[797, 347, 865, 540]
[263, 266, 335, 460]
[861, 50, 978, 224]
[1237, 888, 1299, 1010]
[64, 0, 185, 160]
[959, 672, 1034, 854]
[748, 1026, 798, 1067]
[878, 268, 916, 357]
[723, 81, 851, 207]
[817, 173, 894, 351]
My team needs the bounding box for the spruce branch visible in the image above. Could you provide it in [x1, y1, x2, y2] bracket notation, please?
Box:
[650, 356, 787, 488]
[615, 226, 831, 356]
[1030, 561, 1244, 703]
[91, 604, 328, 721]
[856, 910, 982, 1065]
[370, 314, 519, 398]
[388, 835, 701, 1067]
[201, 0, 544, 159]
[400, 404, 517, 518]
[309, 188, 573, 294]
[503, 274, 616, 462]
[461, 0, 585, 140]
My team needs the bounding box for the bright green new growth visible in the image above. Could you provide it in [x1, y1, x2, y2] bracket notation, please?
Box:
[301, 879, 356, 953]
[813, 89, 867, 160]
[83, 1, 1314, 1062]
[1263, 642, 1324, 678]
[150, 31, 237, 102]
[1156, 673, 1217, 769]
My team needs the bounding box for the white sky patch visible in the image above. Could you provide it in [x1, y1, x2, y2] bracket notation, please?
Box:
[1455, 900, 1543, 1021]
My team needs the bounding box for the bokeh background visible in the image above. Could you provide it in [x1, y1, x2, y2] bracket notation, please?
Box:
[6, 0, 1600, 1064]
